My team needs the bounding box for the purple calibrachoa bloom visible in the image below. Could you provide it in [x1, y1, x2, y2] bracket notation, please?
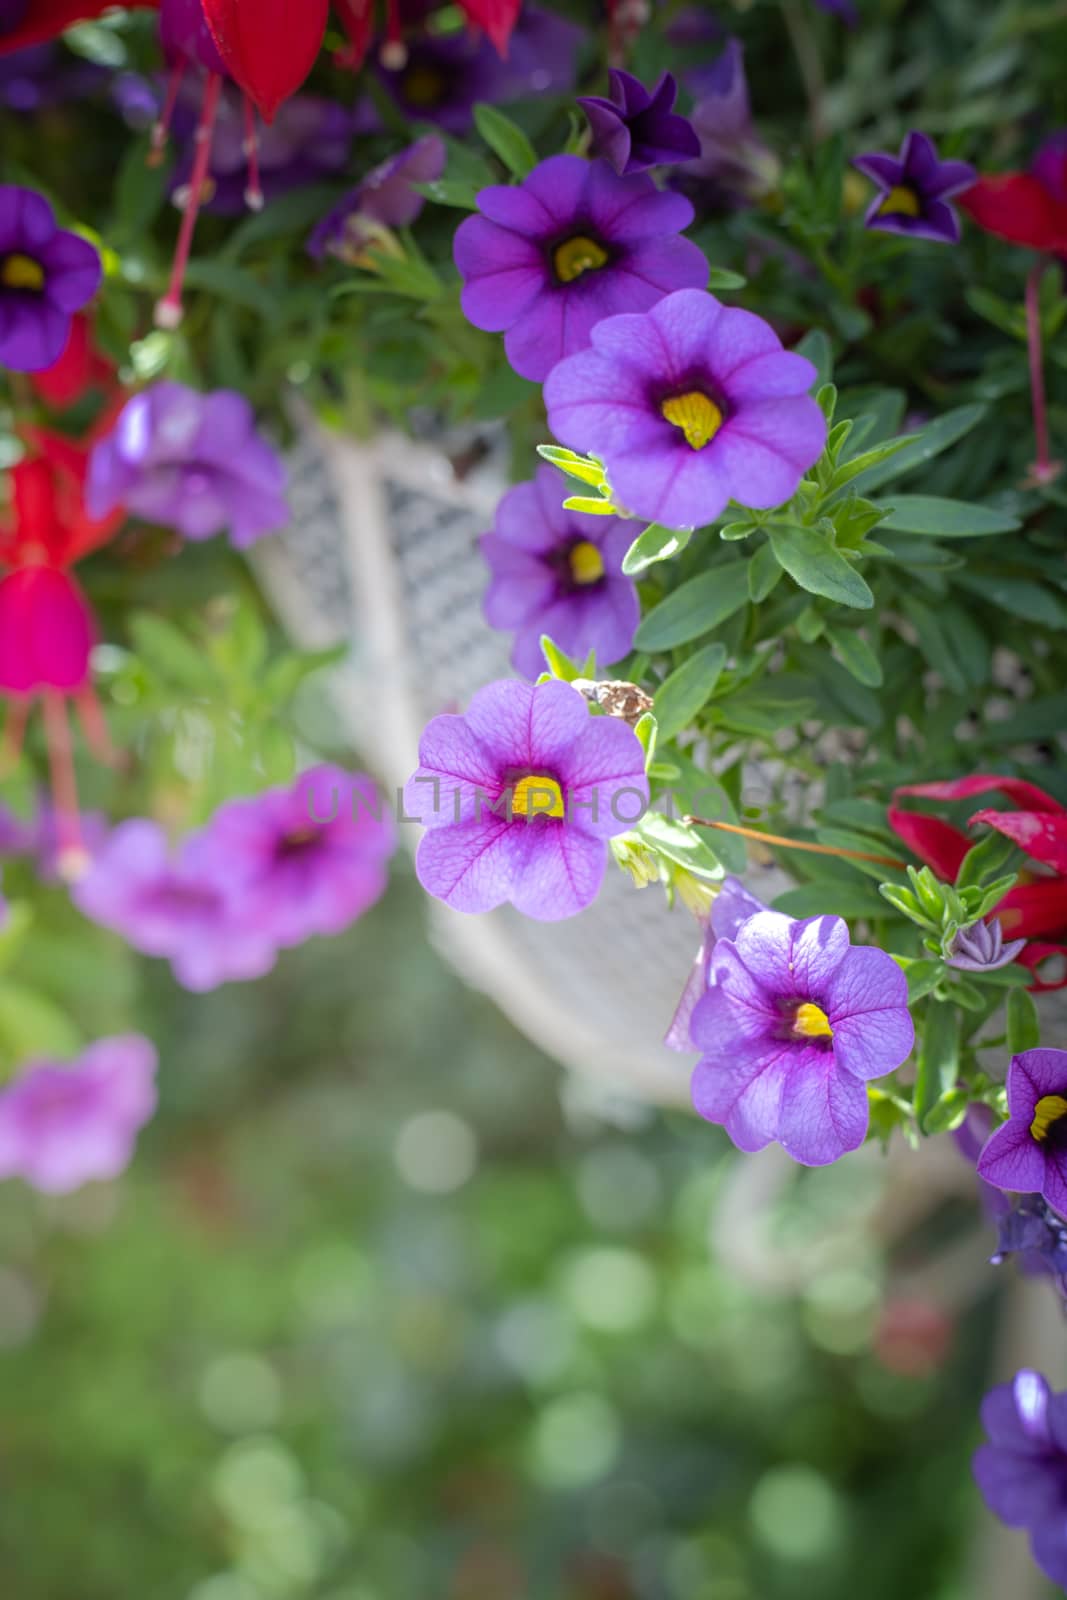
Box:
[481, 465, 641, 680]
[191, 766, 395, 950]
[86, 382, 288, 549]
[946, 916, 1026, 973]
[0, 185, 101, 370]
[666, 875, 767, 1051]
[403, 677, 649, 921]
[544, 288, 826, 530]
[578, 70, 700, 176]
[0, 1035, 157, 1194]
[73, 820, 277, 992]
[454, 156, 707, 383]
[674, 40, 780, 210]
[852, 131, 976, 244]
[973, 1369, 1067, 1588]
[976, 1048, 1067, 1214]
[690, 910, 914, 1165]
[308, 134, 446, 262]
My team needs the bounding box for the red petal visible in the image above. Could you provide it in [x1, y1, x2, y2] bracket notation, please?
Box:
[27, 315, 112, 410]
[0, 0, 158, 54]
[334, 0, 373, 69]
[886, 805, 971, 881]
[892, 774, 1066, 813]
[0, 567, 94, 694]
[459, 0, 523, 54]
[958, 174, 1067, 254]
[968, 807, 1067, 873]
[1017, 943, 1067, 992]
[201, 0, 328, 121]
[995, 878, 1067, 941]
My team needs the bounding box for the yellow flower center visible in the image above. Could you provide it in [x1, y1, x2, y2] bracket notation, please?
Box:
[792, 1002, 833, 1040]
[1030, 1094, 1067, 1143]
[1, 252, 45, 292]
[568, 540, 604, 586]
[878, 184, 921, 219]
[661, 391, 724, 451]
[553, 234, 609, 284]
[511, 775, 565, 819]
[402, 65, 445, 107]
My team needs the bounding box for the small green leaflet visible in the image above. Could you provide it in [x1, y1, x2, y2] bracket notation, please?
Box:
[769, 525, 874, 609]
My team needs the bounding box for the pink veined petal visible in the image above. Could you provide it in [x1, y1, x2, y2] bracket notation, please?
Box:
[704, 302, 785, 382]
[403, 713, 503, 829]
[544, 348, 656, 455]
[698, 943, 780, 1043]
[714, 396, 827, 508]
[830, 1008, 914, 1082]
[558, 716, 648, 840]
[776, 1052, 869, 1166]
[1009, 1048, 1067, 1108]
[508, 821, 606, 920]
[607, 438, 731, 530]
[976, 1120, 1048, 1194]
[691, 1040, 790, 1152]
[414, 815, 517, 913]
[464, 676, 590, 773]
[721, 350, 820, 402]
[734, 911, 849, 997]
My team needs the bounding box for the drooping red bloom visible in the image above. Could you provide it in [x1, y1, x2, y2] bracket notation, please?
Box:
[27, 314, 114, 411]
[460, 0, 522, 54]
[201, 0, 328, 122]
[333, 0, 524, 69]
[0, 430, 125, 874]
[889, 775, 1067, 989]
[0, 0, 158, 55]
[959, 133, 1067, 253]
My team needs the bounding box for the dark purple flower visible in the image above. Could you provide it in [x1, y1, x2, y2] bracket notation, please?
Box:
[86, 382, 288, 549]
[976, 1049, 1067, 1214]
[307, 134, 446, 262]
[376, 4, 582, 134]
[812, 0, 858, 21]
[455, 156, 707, 383]
[578, 70, 700, 176]
[72, 820, 277, 992]
[403, 678, 648, 921]
[992, 1195, 1067, 1300]
[481, 466, 641, 679]
[690, 910, 914, 1165]
[544, 288, 826, 531]
[190, 766, 395, 950]
[973, 1370, 1067, 1588]
[0, 1034, 157, 1194]
[946, 916, 1026, 972]
[0, 185, 101, 370]
[852, 131, 976, 244]
[665, 875, 768, 1051]
[0, 42, 107, 111]
[672, 40, 780, 209]
[170, 84, 354, 216]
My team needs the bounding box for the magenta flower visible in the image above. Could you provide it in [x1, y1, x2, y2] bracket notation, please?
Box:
[690, 910, 914, 1166]
[454, 155, 707, 382]
[190, 766, 395, 950]
[403, 678, 648, 921]
[0, 1035, 157, 1194]
[976, 1049, 1067, 1214]
[72, 819, 277, 992]
[973, 1370, 1067, 1588]
[578, 70, 700, 176]
[545, 288, 826, 530]
[482, 466, 641, 679]
[853, 131, 976, 244]
[0, 185, 101, 370]
[85, 382, 288, 550]
[308, 134, 446, 262]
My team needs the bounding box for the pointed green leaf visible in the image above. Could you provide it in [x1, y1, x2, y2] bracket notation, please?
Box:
[769, 525, 874, 609]
[634, 563, 750, 651]
[536, 444, 606, 488]
[826, 625, 883, 687]
[915, 1004, 958, 1130]
[882, 496, 1021, 537]
[622, 523, 693, 576]
[652, 644, 727, 741]
[473, 103, 538, 177]
[848, 403, 988, 493]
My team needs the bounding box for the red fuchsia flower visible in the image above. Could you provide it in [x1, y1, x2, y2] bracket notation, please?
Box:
[0, 0, 157, 55]
[336, 0, 524, 71]
[0, 429, 124, 874]
[200, 0, 328, 123]
[26, 312, 113, 409]
[888, 775, 1067, 989]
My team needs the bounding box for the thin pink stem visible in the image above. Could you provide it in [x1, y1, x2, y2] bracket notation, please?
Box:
[0, 697, 30, 775]
[75, 684, 122, 768]
[1026, 258, 1054, 481]
[42, 692, 85, 874]
[380, 0, 407, 67]
[155, 70, 222, 330]
[148, 58, 186, 166]
[242, 93, 264, 211]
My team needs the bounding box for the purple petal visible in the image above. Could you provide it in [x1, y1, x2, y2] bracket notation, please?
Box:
[972, 1445, 1065, 1528]
[714, 396, 828, 507]
[414, 816, 516, 913]
[852, 151, 905, 189]
[734, 911, 850, 997]
[508, 821, 606, 920]
[1010, 1049, 1067, 1110]
[557, 715, 648, 839]
[721, 350, 819, 402]
[584, 161, 694, 239]
[977, 1120, 1048, 1195]
[691, 1039, 792, 1152]
[981, 1375, 1052, 1451]
[0, 296, 69, 370]
[545, 346, 655, 454]
[404, 713, 502, 828]
[0, 183, 55, 252]
[607, 438, 731, 530]
[776, 1051, 869, 1165]
[695, 944, 779, 1044]
[39, 228, 102, 312]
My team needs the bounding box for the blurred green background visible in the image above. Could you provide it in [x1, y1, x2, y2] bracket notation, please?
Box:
[0, 859, 1014, 1600]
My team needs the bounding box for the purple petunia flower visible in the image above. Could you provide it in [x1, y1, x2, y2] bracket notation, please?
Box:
[976, 1049, 1067, 1214]
[481, 466, 641, 680]
[690, 909, 914, 1166]
[946, 916, 1026, 973]
[544, 288, 826, 531]
[852, 131, 976, 244]
[0, 185, 102, 371]
[307, 134, 446, 262]
[578, 70, 700, 176]
[0, 1034, 157, 1194]
[403, 677, 649, 921]
[973, 1369, 1067, 1588]
[673, 40, 780, 210]
[454, 156, 708, 383]
[189, 766, 395, 951]
[85, 382, 288, 549]
[72, 819, 277, 992]
[665, 875, 768, 1051]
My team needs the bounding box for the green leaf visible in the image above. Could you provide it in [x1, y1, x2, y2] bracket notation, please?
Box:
[706, 266, 747, 290]
[221, 184, 348, 259]
[111, 134, 169, 246]
[0, 983, 82, 1072]
[536, 445, 605, 488]
[181, 260, 281, 319]
[562, 494, 617, 515]
[848, 403, 988, 494]
[915, 1004, 958, 1130]
[769, 525, 874, 609]
[793, 328, 833, 386]
[955, 572, 1065, 626]
[900, 958, 946, 1004]
[633, 712, 657, 767]
[922, 1088, 970, 1135]
[634, 563, 750, 651]
[826, 625, 883, 687]
[1006, 987, 1041, 1055]
[539, 635, 583, 682]
[410, 177, 480, 210]
[652, 644, 727, 741]
[622, 523, 693, 576]
[955, 828, 1019, 889]
[747, 541, 782, 602]
[882, 496, 1021, 537]
[773, 881, 890, 919]
[473, 103, 538, 177]
[129, 614, 220, 693]
[635, 812, 724, 880]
